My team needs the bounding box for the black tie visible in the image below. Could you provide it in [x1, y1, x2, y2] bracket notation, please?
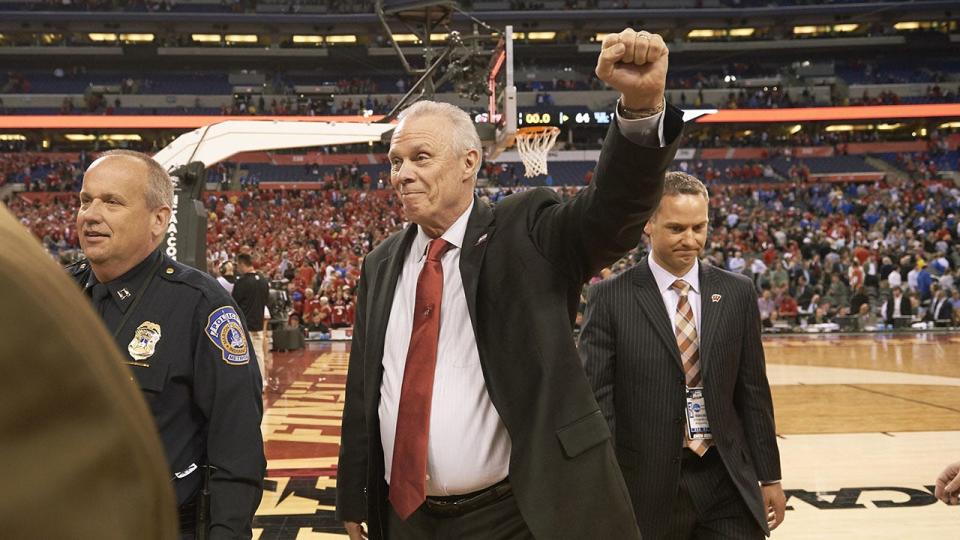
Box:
[90, 283, 111, 317]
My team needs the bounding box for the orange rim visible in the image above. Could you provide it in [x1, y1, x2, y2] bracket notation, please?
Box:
[515, 126, 561, 137]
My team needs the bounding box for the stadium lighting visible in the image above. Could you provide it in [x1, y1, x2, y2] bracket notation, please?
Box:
[325, 35, 358, 44]
[88, 33, 118, 42]
[120, 33, 155, 43]
[876, 123, 904, 130]
[832, 24, 859, 33]
[940, 121, 960, 129]
[64, 134, 143, 142]
[793, 26, 828, 35]
[293, 35, 323, 44]
[689, 28, 755, 39]
[894, 22, 921, 30]
[0, 134, 26, 141]
[789, 124, 803, 135]
[526, 32, 557, 40]
[391, 34, 421, 43]
[429, 33, 450, 41]
[225, 34, 258, 44]
[825, 124, 876, 132]
[192, 34, 222, 43]
[41, 33, 62, 44]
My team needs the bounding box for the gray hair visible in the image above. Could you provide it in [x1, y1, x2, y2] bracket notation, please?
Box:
[98, 149, 174, 210]
[395, 100, 482, 178]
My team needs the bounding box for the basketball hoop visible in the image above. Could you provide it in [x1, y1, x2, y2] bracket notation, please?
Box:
[514, 126, 560, 178]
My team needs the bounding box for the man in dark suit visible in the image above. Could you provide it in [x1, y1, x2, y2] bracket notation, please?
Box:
[884, 285, 912, 324]
[580, 172, 786, 539]
[790, 274, 813, 307]
[337, 27, 682, 540]
[925, 287, 953, 324]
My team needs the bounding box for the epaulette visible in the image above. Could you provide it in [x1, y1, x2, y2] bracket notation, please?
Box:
[157, 256, 232, 301]
[157, 258, 187, 282]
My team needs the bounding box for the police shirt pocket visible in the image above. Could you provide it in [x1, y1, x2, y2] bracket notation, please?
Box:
[556, 410, 611, 459]
[129, 361, 170, 394]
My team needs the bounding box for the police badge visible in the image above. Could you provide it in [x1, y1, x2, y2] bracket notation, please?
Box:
[128, 321, 162, 362]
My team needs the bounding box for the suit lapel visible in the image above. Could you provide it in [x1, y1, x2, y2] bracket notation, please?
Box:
[698, 262, 721, 378]
[367, 224, 418, 375]
[459, 197, 494, 339]
[632, 259, 683, 370]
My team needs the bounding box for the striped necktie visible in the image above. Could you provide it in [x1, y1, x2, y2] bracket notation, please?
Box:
[672, 279, 710, 457]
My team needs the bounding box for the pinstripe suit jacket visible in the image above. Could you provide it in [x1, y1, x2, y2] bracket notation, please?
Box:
[579, 258, 781, 538]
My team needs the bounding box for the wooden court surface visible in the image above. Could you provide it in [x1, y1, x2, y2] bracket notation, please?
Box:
[253, 333, 960, 539]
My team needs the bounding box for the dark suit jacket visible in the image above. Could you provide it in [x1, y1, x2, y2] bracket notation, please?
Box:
[336, 110, 683, 540]
[0, 204, 176, 539]
[884, 294, 912, 323]
[925, 297, 953, 322]
[579, 259, 782, 539]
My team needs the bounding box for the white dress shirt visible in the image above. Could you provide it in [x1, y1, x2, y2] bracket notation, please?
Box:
[379, 201, 511, 496]
[379, 107, 666, 496]
[649, 256, 702, 337]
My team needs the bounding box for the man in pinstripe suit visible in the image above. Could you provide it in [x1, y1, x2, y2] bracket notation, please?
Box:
[579, 172, 786, 539]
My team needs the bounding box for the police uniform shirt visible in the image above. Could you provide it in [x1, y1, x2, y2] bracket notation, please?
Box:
[72, 248, 266, 539]
[232, 271, 270, 333]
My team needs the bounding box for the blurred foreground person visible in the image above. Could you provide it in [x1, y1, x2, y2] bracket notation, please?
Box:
[0, 203, 176, 539]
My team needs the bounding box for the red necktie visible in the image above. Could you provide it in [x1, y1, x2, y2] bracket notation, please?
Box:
[389, 238, 452, 519]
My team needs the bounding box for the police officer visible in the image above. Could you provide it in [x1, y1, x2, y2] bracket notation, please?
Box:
[232, 252, 271, 388]
[69, 149, 265, 539]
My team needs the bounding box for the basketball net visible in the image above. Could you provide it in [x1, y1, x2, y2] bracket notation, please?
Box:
[514, 126, 560, 178]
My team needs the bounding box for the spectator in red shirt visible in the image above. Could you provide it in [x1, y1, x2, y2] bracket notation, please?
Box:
[777, 294, 799, 323]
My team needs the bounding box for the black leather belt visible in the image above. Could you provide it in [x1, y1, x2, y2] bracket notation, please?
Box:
[423, 478, 511, 518]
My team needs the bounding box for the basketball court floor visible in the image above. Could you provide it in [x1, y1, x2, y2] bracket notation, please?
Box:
[253, 333, 960, 539]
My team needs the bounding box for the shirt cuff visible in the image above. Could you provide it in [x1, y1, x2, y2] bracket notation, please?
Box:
[760, 480, 782, 486]
[615, 98, 667, 148]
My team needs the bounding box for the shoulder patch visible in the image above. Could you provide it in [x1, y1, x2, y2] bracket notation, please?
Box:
[205, 306, 250, 365]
